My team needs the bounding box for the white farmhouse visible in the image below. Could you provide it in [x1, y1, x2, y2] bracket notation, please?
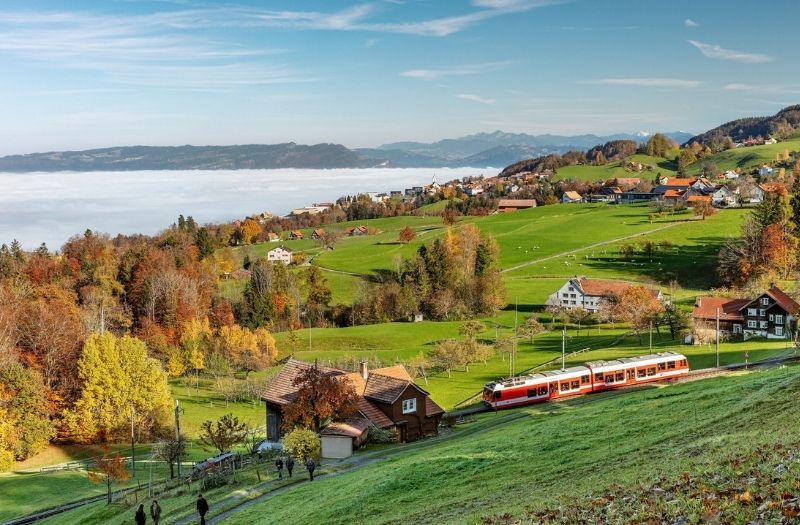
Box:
[267, 246, 293, 265]
[548, 277, 662, 312]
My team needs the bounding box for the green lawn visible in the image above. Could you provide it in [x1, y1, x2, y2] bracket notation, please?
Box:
[218, 363, 800, 524]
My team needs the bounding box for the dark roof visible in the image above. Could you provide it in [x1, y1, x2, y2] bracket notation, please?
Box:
[425, 397, 445, 416]
[321, 417, 370, 438]
[364, 373, 411, 404]
[261, 359, 345, 406]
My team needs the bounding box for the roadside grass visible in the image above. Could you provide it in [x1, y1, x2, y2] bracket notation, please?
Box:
[223, 364, 800, 524]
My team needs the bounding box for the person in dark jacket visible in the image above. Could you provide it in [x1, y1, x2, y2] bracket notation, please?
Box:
[150, 500, 162, 525]
[286, 456, 295, 478]
[305, 458, 315, 481]
[134, 504, 147, 525]
[275, 457, 284, 479]
[197, 494, 210, 525]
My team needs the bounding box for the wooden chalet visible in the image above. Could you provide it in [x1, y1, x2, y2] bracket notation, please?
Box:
[311, 228, 325, 240]
[289, 230, 304, 240]
[261, 359, 444, 445]
[692, 286, 800, 340]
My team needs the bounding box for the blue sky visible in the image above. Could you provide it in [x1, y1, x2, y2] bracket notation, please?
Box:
[0, 0, 797, 154]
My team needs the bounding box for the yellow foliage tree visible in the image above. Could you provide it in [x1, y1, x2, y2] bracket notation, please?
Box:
[180, 317, 211, 373]
[212, 325, 277, 377]
[240, 219, 261, 245]
[65, 333, 173, 443]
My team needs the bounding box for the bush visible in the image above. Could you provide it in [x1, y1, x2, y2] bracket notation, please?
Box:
[281, 428, 321, 463]
[367, 425, 397, 444]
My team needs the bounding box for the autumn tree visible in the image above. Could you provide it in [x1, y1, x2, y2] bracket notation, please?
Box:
[281, 362, 358, 432]
[519, 316, 545, 343]
[88, 447, 130, 503]
[281, 428, 321, 463]
[408, 352, 431, 385]
[320, 229, 342, 250]
[442, 207, 458, 226]
[616, 286, 664, 343]
[212, 325, 277, 377]
[431, 340, 464, 378]
[0, 363, 54, 470]
[303, 266, 332, 326]
[398, 226, 416, 243]
[240, 219, 261, 245]
[151, 436, 187, 479]
[199, 413, 248, 454]
[693, 200, 717, 220]
[64, 333, 172, 443]
[494, 337, 514, 362]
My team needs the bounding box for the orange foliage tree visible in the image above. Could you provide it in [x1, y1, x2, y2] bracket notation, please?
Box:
[88, 447, 130, 503]
[281, 362, 358, 432]
[615, 286, 664, 343]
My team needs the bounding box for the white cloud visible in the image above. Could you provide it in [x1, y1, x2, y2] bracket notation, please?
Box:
[583, 78, 704, 88]
[724, 83, 800, 94]
[688, 40, 772, 63]
[401, 61, 512, 79]
[456, 93, 495, 105]
[684, 18, 698, 27]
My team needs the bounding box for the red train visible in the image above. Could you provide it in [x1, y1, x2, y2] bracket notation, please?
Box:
[483, 351, 689, 409]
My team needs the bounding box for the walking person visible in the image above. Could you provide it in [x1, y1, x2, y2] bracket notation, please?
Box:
[150, 500, 162, 525]
[134, 504, 147, 525]
[305, 458, 315, 481]
[275, 456, 284, 479]
[286, 456, 295, 478]
[197, 493, 210, 525]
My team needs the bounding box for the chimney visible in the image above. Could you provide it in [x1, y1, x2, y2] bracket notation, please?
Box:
[359, 361, 368, 380]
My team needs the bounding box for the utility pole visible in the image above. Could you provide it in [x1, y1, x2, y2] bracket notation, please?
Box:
[175, 400, 183, 479]
[649, 321, 652, 351]
[561, 327, 566, 371]
[130, 406, 136, 477]
[512, 298, 518, 378]
[715, 307, 720, 368]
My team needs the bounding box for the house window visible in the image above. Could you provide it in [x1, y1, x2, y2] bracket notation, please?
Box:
[747, 308, 757, 316]
[769, 314, 774, 322]
[761, 297, 769, 305]
[562, 300, 569, 305]
[776, 326, 784, 336]
[775, 315, 784, 324]
[760, 321, 768, 329]
[568, 287, 574, 292]
[402, 398, 417, 414]
[747, 320, 757, 328]
[759, 309, 766, 317]
[733, 324, 742, 334]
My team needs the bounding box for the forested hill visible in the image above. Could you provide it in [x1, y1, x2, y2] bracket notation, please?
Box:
[0, 143, 381, 172]
[686, 104, 800, 146]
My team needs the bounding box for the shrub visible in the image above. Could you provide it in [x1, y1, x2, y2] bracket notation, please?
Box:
[281, 428, 321, 463]
[367, 425, 397, 444]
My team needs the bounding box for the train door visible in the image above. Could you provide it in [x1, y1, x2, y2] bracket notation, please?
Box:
[549, 382, 559, 399]
[626, 368, 635, 384]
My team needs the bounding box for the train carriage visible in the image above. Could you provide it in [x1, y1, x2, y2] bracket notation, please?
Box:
[483, 352, 689, 410]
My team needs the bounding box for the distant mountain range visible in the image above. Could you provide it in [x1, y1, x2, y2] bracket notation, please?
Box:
[0, 131, 693, 172]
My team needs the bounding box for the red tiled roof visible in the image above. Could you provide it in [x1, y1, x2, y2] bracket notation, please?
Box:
[357, 398, 394, 428]
[425, 397, 445, 416]
[662, 177, 696, 187]
[313, 228, 325, 237]
[261, 359, 346, 406]
[765, 287, 800, 314]
[687, 195, 711, 203]
[372, 365, 412, 381]
[577, 278, 659, 299]
[663, 189, 685, 198]
[321, 417, 370, 438]
[615, 177, 641, 185]
[692, 297, 749, 321]
[498, 199, 536, 208]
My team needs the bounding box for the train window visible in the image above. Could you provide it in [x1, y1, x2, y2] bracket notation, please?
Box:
[561, 382, 570, 392]
[605, 375, 614, 384]
[581, 375, 590, 384]
[681, 360, 687, 366]
[647, 367, 656, 376]
[538, 386, 548, 396]
[615, 372, 624, 382]
[667, 361, 676, 369]
[637, 369, 646, 378]
[658, 362, 666, 371]
[571, 380, 580, 389]
[594, 372, 603, 381]
[527, 389, 536, 398]
[493, 391, 501, 399]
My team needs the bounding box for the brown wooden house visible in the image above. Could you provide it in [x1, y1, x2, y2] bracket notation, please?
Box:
[261, 359, 443, 444]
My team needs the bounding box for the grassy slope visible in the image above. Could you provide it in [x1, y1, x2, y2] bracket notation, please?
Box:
[686, 137, 800, 174]
[225, 364, 800, 525]
[554, 154, 677, 182]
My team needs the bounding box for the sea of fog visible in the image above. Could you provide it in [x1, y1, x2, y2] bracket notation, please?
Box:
[0, 167, 491, 249]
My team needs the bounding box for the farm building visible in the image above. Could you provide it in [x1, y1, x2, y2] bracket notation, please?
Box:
[692, 286, 800, 341]
[261, 359, 444, 451]
[311, 228, 325, 240]
[497, 199, 536, 212]
[267, 246, 292, 265]
[267, 232, 280, 242]
[289, 230, 304, 240]
[548, 277, 662, 312]
[562, 191, 582, 204]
